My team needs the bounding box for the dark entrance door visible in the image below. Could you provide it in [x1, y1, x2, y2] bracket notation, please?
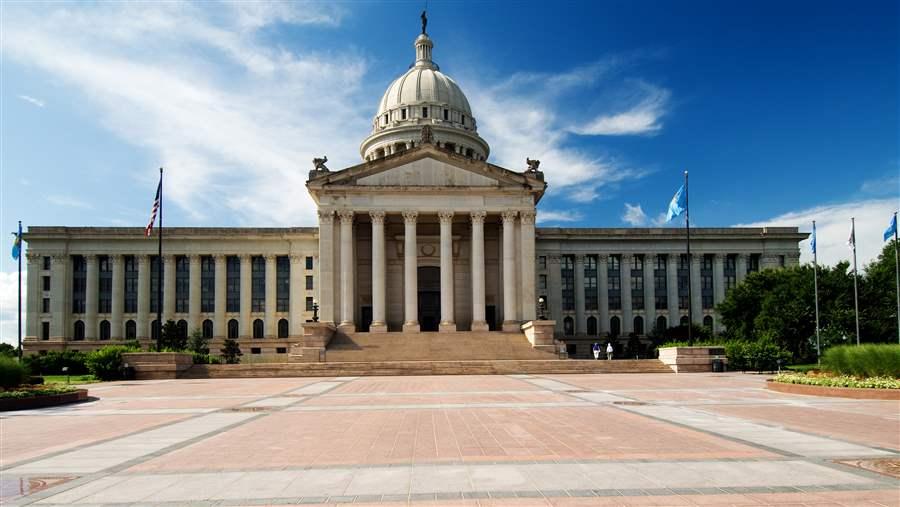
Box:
[418, 266, 440, 332]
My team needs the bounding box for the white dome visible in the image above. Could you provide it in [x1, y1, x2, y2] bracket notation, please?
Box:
[360, 32, 489, 161]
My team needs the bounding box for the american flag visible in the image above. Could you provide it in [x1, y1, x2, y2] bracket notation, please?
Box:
[145, 179, 161, 237]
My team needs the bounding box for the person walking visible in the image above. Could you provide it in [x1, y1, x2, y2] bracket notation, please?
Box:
[606, 342, 614, 360]
[592, 342, 601, 360]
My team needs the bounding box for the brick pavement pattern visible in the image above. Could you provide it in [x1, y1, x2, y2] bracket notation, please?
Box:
[1, 373, 897, 506]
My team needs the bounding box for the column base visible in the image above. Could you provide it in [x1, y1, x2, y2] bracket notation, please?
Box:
[369, 322, 388, 333]
[439, 322, 457, 333]
[402, 322, 420, 333]
[337, 322, 356, 334]
[502, 320, 522, 332]
[470, 321, 489, 332]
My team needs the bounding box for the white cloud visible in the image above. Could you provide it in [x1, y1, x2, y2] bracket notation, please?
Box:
[47, 195, 93, 209]
[537, 209, 583, 224]
[17, 95, 45, 108]
[2, 2, 366, 227]
[570, 82, 669, 136]
[735, 198, 898, 268]
[0, 270, 26, 346]
[621, 203, 648, 226]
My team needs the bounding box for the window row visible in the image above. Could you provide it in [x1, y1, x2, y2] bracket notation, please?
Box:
[559, 314, 716, 337]
[66, 317, 292, 341]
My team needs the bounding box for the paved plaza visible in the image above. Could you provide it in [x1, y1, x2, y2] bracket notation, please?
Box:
[1, 372, 898, 506]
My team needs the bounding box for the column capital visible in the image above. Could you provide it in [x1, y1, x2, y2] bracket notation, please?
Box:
[401, 210, 418, 223]
[264, 253, 277, 262]
[519, 210, 536, 225]
[51, 253, 68, 262]
[574, 253, 585, 263]
[713, 253, 725, 261]
[437, 210, 454, 223]
[187, 253, 202, 261]
[369, 210, 386, 224]
[238, 253, 252, 262]
[289, 254, 303, 262]
[548, 254, 562, 264]
[25, 251, 41, 262]
[500, 210, 518, 223]
[212, 253, 227, 261]
[109, 254, 124, 266]
[84, 254, 98, 262]
[163, 254, 176, 265]
[598, 253, 609, 263]
[469, 210, 487, 224]
[337, 209, 354, 224]
[317, 209, 334, 224]
[136, 254, 150, 264]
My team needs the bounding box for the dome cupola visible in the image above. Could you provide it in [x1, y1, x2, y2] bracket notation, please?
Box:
[360, 21, 490, 162]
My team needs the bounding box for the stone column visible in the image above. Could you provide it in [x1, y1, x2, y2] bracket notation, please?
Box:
[666, 254, 679, 327]
[25, 254, 40, 339]
[136, 255, 150, 339]
[84, 254, 98, 340]
[264, 254, 277, 338]
[621, 254, 633, 334]
[163, 255, 175, 323]
[438, 210, 456, 332]
[548, 255, 562, 332]
[239, 254, 251, 337]
[598, 254, 609, 334]
[289, 254, 303, 338]
[644, 254, 656, 334]
[500, 211, 518, 331]
[111, 255, 124, 340]
[518, 210, 537, 321]
[317, 210, 335, 323]
[338, 210, 355, 331]
[470, 211, 488, 331]
[50, 255, 70, 340]
[188, 255, 201, 333]
[213, 254, 226, 338]
[370, 211, 387, 333]
[574, 254, 586, 335]
[402, 210, 419, 332]
[691, 255, 702, 324]
[736, 254, 747, 285]
[714, 254, 726, 305]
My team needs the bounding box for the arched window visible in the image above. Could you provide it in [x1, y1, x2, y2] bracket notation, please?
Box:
[125, 320, 137, 340]
[656, 316, 667, 334]
[680, 315, 689, 327]
[278, 318, 289, 338]
[227, 319, 239, 339]
[610, 316, 621, 338]
[177, 320, 188, 340]
[586, 316, 597, 336]
[202, 319, 213, 339]
[634, 316, 644, 336]
[151, 320, 161, 341]
[73, 320, 85, 341]
[253, 319, 264, 339]
[99, 320, 111, 340]
[703, 315, 714, 330]
[563, 317, 574, 336]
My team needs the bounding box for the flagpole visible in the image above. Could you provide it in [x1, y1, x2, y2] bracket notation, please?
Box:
[851, 217, 860, 346]
[684, 170, 693, 345]
[813, 220, 820, 363]
[17, 220, 22, 361]
[893, 211, 899, 344]
[156, 167, 163, 352]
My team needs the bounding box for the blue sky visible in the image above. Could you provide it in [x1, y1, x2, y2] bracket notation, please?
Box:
[1, 1, 898, 342]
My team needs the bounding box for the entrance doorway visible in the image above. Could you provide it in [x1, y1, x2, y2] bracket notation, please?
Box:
[418, 266, 440, 331]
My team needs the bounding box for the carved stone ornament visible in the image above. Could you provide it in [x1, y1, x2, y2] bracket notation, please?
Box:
[420, 125, 434, 144]
[317, 210, 334, 224]
[526, 158, 540, 172]
[337, 209, 355, 224]
[401, 210, 419, 224]
[500, 211, 518, 223]
[437, 210, 454, 223]
[470, 211, 487, 224]
[312, 156, 329, 172]
[520, 210, 536, 225]
[369, 210, 386, 223]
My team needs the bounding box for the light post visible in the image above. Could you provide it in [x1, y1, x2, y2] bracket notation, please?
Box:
[538, 296, 547, 320]
[312, 299, 320, 323]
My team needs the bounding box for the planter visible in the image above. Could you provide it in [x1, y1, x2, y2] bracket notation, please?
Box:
[0, 389, 88, 411]
[766, 379, 900, 400]
[121, 352, 194, 380]
[658, 346, 728, 373]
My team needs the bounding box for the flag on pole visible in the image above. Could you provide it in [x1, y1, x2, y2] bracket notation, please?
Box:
[847, 219, 857, 274]
[10, 222, 22, 260]
[145, 178, 162, 237]
[810, 221, 817, 254]
[665, 184, 686, 223]
[885, 214, 898, 242]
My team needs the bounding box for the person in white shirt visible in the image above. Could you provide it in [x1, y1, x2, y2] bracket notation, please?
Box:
[606, 342, 614, 360]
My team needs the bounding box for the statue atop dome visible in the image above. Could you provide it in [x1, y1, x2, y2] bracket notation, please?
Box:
[421, 10, 427, 34]
[526, 158, 541, 172]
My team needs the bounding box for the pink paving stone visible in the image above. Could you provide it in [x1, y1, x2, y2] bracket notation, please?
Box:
[328, 375, 541, 395]
[68, 396, 257, 410]
[0, 413, 191, 465]
[86, 377, 320, 398]
[128, 405, 771, 472]
[541, 372, 770, 392]
[304, 391, 577, 406]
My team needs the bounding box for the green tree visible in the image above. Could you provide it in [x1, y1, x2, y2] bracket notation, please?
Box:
[187, 329, 209, 355]
[159, 320, 187, 351]
[220, 338, 242, 364]
[0, 343, 18, 358]
[860, 239, 900, 343]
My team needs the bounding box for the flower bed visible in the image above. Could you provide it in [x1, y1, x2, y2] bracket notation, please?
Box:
[773, 373, 900, 389]
[0, 386, 88, 411]
[767, 373, 900, 400]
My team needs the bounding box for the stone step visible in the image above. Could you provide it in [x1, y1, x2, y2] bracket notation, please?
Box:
[324, 330, 557, 362]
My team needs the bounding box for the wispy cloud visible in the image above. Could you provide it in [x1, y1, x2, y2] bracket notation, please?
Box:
[860, 173, 900, 197]
[17, 94, 45, 108]
[537, 209, 584, 224]
[621, 203, 648, 226]
[47, 195, 93, 209]
[570, 82, 669, 136]
[735, 198, 897, 268]
[0, 270, 25, 346]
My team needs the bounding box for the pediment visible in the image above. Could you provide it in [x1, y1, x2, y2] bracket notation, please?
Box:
[356, 158, 498, 187]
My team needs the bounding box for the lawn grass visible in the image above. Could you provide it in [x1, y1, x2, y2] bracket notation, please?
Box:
[42, 374, 100, 384]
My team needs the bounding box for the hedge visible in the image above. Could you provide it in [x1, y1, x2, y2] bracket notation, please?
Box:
[820, 344, 900, 378]
[0, 356, 29, 389]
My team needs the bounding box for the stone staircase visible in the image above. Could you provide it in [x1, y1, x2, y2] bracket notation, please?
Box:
[323, 331, 557, 362]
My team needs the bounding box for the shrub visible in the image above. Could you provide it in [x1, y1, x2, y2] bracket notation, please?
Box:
[0, 343, 18, 357]
[0, 356, 29, 389]
[188, 329, 209, 355]
[160, 320, 187, 351]
[23, 350, 89, 375]
[220, 338, 242, 364]
[192, 353, 222, 365]
[659, 338, 792, 372]
[821, 344, 900, 378]
[0, 385, 78, 399]
[85, 345, 138, 381]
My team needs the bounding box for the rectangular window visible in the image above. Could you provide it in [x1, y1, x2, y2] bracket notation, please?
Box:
[654, 255, 667, 310]
[42, 298, 50, 313]
[538, 274, 547, 291]
[461, 114, 466, 125]
[401, 108, 407, 120]
[42, 276, 50, 292]
[422, 106, 428, 118]
[41, 321, 50, 340]
[72, 255, 86, 313]
[748, 254, 760, 273]
[678, 254, 689, 310]
[561, 255, 575, 311]
[305, 275, 314, 291]
[226, 256, 240, 312]
[701, 255, 714, 309]
[631, 256, 644, 310]
[201, 256, 215, 312]
[276, 256, 290, 312]
[585, 256, 598, 311]
[725, 255, 737, 291]
[443, 108, 449, 120]
[98, 255, 112, 313]
[251, 347, 261, 355]
[306, 296, 314, 311]
[538, 256, 546, 270]
[150, 256, 162, 313]
[305, 256, 313, 270]
[251, 256, 265, 312]
[608, 255, 621, 311]
[124, 256, 138, 313]
[779, 255, 785, 267]
[175, 256, 189, 313]
[43, 256, 50, 270]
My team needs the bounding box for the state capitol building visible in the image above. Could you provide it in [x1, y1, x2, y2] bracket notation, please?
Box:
[22, 26, 805, 359]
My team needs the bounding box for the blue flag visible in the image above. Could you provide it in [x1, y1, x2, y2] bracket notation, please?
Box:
[885, 213, 898, 242]
[11, 222, 21, 260]
[665, 184, 686, 223]
[810, 222, 817, 254]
